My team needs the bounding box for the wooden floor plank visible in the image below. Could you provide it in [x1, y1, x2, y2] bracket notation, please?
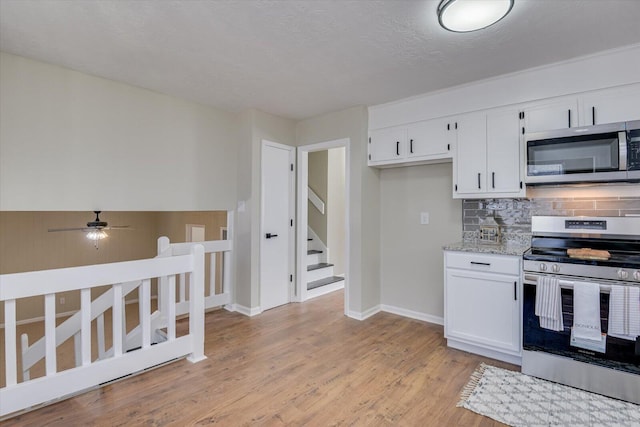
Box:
[3, 290, 513, 426]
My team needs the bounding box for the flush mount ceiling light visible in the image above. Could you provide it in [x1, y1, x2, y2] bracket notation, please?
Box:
[438, 0, 514, 33]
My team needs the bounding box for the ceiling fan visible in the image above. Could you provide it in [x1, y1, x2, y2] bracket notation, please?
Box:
[48, 211, 131, 248]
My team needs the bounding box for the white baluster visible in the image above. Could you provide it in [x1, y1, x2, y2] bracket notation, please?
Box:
[141, 279, 151, 348]
[44, 294, 57, 376]
[179, 273, 186, 302]
[21, 333, 30, 381]
[167, 275, 176, 340]
[188, 245, 206, 362]
[209, 252, 216, 298]
[73, 332, 82, 367]
[97, 313, 106, 359]
[80, 288, 91, 366]
[4, 299, 17, 386]
[113, 283, 123, 357]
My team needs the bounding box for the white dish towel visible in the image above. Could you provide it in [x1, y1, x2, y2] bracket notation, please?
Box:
[535, 276, 563, 332]
[573, 282, 602, 341]
[608, 284, 640, 341]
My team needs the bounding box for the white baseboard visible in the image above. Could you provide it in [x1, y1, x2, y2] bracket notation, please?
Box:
[229, 304, 262, 317]
[447, 339, 522, 366]
[380, 305, 444, 326]
[347, 304, 381, 321]
[306, 280, 344, 300]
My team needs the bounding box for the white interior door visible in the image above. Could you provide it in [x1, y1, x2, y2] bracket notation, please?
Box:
[260, 141, 295, 311]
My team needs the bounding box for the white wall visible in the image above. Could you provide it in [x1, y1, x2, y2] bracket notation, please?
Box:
[0, 52, 238, 211]
[296, 106, 380, 317]
[380, 164, 461, 319]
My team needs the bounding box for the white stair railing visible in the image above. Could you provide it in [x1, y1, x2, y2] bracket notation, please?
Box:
[0, 245, 206, 418]
[157, 210, 234, 316]
[20, 280, 140, 381]
[308, 186, 325, 215]
[16, 210, 235, 386]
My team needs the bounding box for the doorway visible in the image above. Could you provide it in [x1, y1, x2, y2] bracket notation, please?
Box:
[296, 138, 350, 315]
[260, 140, 295, 311]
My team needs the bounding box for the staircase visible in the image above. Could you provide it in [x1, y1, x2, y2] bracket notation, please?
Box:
[306, 228, 344, 300]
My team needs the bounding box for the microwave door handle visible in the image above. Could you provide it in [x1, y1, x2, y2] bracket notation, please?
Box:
[619, 131, 627, 171]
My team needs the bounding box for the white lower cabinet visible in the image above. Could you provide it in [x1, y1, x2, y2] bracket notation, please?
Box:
[444, 251, 521, 365]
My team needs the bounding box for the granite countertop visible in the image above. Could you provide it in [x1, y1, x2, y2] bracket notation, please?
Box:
[443, 241, 530, 257]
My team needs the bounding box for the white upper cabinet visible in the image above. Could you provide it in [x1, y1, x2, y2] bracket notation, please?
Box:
[454, 109, 525, 199]
[579, 84, 640, 126]
[407, 117, 454, 159]
[486, 109, 523, 194]
[368, 126, 406, 163]
[522, 97, 578, 134]
[454, 113, 487, 195]
[368, 117, 454, 167]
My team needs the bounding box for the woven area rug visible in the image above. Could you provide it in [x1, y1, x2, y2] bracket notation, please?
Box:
[458, 363, 640, 426]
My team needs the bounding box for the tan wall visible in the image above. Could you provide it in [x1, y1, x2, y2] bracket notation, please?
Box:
[379, 164, 461, 318]
[308, 151, 328, 244]
[0, 211, 226, 322]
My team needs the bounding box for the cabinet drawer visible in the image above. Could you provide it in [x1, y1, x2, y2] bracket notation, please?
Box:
[445, 251, 520, 275]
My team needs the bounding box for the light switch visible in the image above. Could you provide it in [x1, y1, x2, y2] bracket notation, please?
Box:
[420, 212, 430, 225]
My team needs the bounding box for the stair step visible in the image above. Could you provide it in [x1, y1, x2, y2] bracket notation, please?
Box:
[307, 249, 323, 255]
[307, 262, 333, 272]
[307, 276, 344, 290]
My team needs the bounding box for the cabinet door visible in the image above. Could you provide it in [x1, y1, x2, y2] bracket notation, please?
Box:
[580, 84, 640, 126]
[523, 98, 578, 133]
[486, 109, 523, 194]
[454, 113, 487, 195]
[407, 117, 453, 159]
[445, 269, 520, 353]
[369, 127, 406, 163]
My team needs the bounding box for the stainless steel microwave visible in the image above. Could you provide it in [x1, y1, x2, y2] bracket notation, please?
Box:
[524, 121, 640, 185]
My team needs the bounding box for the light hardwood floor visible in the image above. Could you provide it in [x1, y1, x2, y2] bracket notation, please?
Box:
[4, 290, 514, 426]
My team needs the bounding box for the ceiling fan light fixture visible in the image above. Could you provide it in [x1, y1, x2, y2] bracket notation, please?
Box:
[86, 230, 108, 241]
[438, 0, 514, 33]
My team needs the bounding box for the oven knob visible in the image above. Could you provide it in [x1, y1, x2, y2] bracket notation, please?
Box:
[634, 271, 640, 281]
[539, 263, 547, 272]
[551, 264, 560, 273]
[618, 269, 629, 280]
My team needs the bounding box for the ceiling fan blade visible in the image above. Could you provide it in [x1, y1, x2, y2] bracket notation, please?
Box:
[48, 227, 88, 232]
[104, 225, 132, 230]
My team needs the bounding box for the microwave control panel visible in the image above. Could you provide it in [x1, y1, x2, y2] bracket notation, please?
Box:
[629, 131, 640, 171]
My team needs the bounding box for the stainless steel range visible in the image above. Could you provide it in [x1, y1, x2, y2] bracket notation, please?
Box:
[522, 216, 640, 404]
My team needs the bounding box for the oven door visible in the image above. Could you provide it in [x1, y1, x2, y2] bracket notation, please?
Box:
[522, 273, 640, 375]
[525, 123, 628, 184]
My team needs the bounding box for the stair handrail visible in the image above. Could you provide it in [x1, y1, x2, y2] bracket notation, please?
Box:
[308, 186, 325, 215]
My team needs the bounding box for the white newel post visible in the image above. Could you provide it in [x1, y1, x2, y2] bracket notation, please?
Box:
[224, 210, 234, 310]
[157, 236, 171, 311]
[187, 244, 206, 363]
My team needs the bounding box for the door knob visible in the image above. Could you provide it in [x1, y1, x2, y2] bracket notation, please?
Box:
[265, 233, 279, 239]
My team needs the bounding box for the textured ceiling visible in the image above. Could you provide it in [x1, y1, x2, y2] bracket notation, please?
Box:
[1, 0, 640, 120]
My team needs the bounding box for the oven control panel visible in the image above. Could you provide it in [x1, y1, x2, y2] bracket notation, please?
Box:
[525, 260, 640, 283]
[565, 220, 607, 230]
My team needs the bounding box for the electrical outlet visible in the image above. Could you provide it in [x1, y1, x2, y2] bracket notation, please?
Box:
[59, 297, 65, 305]
[420, 212, 430, 225]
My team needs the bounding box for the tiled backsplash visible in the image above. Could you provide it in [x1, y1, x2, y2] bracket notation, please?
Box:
[462, 196, 640, 243]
